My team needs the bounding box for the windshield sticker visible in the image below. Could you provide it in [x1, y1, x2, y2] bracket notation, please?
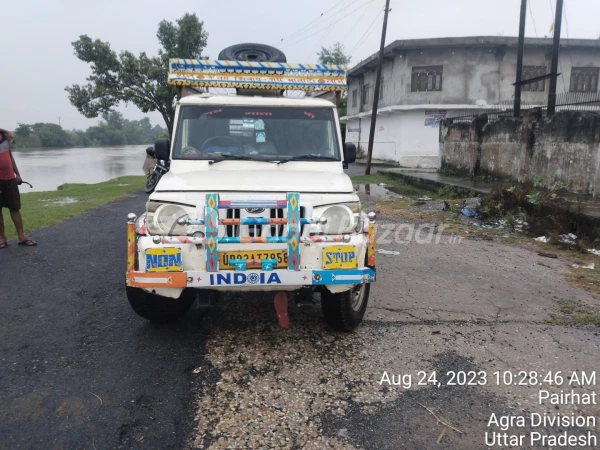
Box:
[231, 130, 254, 137]
[254, 119, 265, 130]
[256, 132, 266, 143]
[304, 112, 315, 119]
[229, 119, 254, 136]
[201, 108, 223, 117]
[245, 111, 272, 117]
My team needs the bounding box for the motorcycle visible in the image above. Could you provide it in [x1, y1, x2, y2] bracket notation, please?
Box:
[144, 146, 170, 193]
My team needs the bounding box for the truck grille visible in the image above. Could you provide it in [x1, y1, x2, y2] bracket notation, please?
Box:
[224, 207, 305, 237]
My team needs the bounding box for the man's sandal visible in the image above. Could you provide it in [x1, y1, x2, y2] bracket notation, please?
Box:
[0, 242, 7, 249]
[18, 239, 37, 246]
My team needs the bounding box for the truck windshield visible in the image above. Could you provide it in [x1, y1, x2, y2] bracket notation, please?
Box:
[172, 105, 341, 162]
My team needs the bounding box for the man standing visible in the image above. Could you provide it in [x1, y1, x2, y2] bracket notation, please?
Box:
[0, 128, 36, 248]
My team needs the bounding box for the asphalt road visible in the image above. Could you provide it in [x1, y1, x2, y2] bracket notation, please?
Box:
[1, 183, 599, 449]
[0, 192, 207, 449]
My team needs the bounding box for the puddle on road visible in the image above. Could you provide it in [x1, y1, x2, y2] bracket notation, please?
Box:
[355, 183, 402, 201]
[39, 197, 79, 206]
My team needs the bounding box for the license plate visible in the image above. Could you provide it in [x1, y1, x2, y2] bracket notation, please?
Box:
[322, 245, 358, 269]
[219, 250, 288, 269]
[145, 248, 183, 272]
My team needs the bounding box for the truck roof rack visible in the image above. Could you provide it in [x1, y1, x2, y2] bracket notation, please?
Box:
[167, 59, 348, 93]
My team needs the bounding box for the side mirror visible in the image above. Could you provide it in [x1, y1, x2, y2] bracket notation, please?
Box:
[154, 138, 170, 161]
[343, 142, 356, 169]
[145, 146, 155, 158]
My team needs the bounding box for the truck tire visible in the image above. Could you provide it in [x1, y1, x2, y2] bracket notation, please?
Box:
[218, 43, 287, 63]
[321, 283, 370, 331]
[126, 287, 194, 323]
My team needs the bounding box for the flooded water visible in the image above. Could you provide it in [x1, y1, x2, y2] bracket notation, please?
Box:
[355, 183, 403, 201]
[12, 145, 150, 192]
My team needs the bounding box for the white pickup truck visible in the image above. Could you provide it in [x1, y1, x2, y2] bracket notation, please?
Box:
[125, 48, 376, 331]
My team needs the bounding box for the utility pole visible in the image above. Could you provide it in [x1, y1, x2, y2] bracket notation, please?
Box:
[58, 116, 61, 126]
[513, 0, 527, 117]
[547, 0, 563, 115]
[364, 0, 391, 175]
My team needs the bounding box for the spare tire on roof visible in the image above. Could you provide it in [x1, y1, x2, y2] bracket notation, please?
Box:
[218, 43, 287, 63]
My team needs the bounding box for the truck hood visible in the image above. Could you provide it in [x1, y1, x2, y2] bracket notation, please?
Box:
[156, 169, 354, 193]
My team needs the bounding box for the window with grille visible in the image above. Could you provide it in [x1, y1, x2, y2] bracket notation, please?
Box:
[352, 89, 358, 108]
[522, 66, 547, 92]
[362, 84, 370, 104]
[411, 66, 443, 92]
[570, 67, 599, 93]
[379, 77, 385, 100]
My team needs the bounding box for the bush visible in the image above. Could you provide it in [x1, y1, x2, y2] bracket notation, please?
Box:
[437, 185, 459, 199]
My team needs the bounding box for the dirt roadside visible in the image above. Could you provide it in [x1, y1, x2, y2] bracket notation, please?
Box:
[188, 214, 600, 449]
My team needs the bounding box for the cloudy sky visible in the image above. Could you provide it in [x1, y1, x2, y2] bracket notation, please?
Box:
[1, 0, 598, 131]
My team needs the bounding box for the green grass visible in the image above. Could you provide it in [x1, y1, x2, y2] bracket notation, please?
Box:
[546, 299, 600, 327]
[559, 298, 579, 314]
[350, 173, 392, 184]
[437, 167, 460, 177]
[436, 185, 460, 199]
[565, 262, 600, 299]
[1, 176, 146, 240]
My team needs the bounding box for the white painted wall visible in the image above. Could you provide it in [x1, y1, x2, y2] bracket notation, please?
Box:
[345, 109, 443, 168]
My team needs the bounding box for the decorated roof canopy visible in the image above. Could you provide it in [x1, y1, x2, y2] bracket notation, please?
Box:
[168, 59, 348, 92]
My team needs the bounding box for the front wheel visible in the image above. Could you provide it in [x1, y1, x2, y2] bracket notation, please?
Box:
[321, 283, 370, 331]
[126, 287, 194, 323]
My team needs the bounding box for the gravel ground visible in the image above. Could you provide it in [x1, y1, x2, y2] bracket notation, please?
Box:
[0, 181, 599, 449]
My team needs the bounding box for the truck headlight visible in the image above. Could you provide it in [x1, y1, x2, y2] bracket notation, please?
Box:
[313, 202, 361, 235]
[145, 202, 199, 235]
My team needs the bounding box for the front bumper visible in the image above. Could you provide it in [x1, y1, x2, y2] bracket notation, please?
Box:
[127, 267, 375, 290]
[126, 192, 376, 298]
[127, 233, 375, 297]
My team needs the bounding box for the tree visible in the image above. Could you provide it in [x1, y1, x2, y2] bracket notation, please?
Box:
[317, 42, 351, 66]
[317, 43, 351, 120]
[337, 94, 348, 119]
[29, 123, 73, 147]
[66, 13, 208, 136]
[15, 124, 32, 138]
[102, 110, 124, 130]
[13, 114, 166, 149]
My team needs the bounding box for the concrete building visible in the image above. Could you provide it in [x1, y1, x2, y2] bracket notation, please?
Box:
[343, 36, 600, 168]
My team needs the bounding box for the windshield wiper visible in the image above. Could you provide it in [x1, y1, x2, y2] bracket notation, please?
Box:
[277, 154, 339, 164]
[208, 155, 277, 164]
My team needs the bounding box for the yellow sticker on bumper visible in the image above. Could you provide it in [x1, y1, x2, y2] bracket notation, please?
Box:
[145, 247, 183, 272]
[322, 245, 357, 269]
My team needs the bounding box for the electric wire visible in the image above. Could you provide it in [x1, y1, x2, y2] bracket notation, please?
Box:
[277, 0, 366, 47]
[349, 10, 384, 55]
[562, 1, 575, 71]
[279, 0, 375, 49]
[314, 0, 376, 57]
[281, 0, 373, 49]
[341, 0, 378, 47]
[528, 0, 538, 37]
[547, 0, 567, 92]
[276, 0, 347, 45]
